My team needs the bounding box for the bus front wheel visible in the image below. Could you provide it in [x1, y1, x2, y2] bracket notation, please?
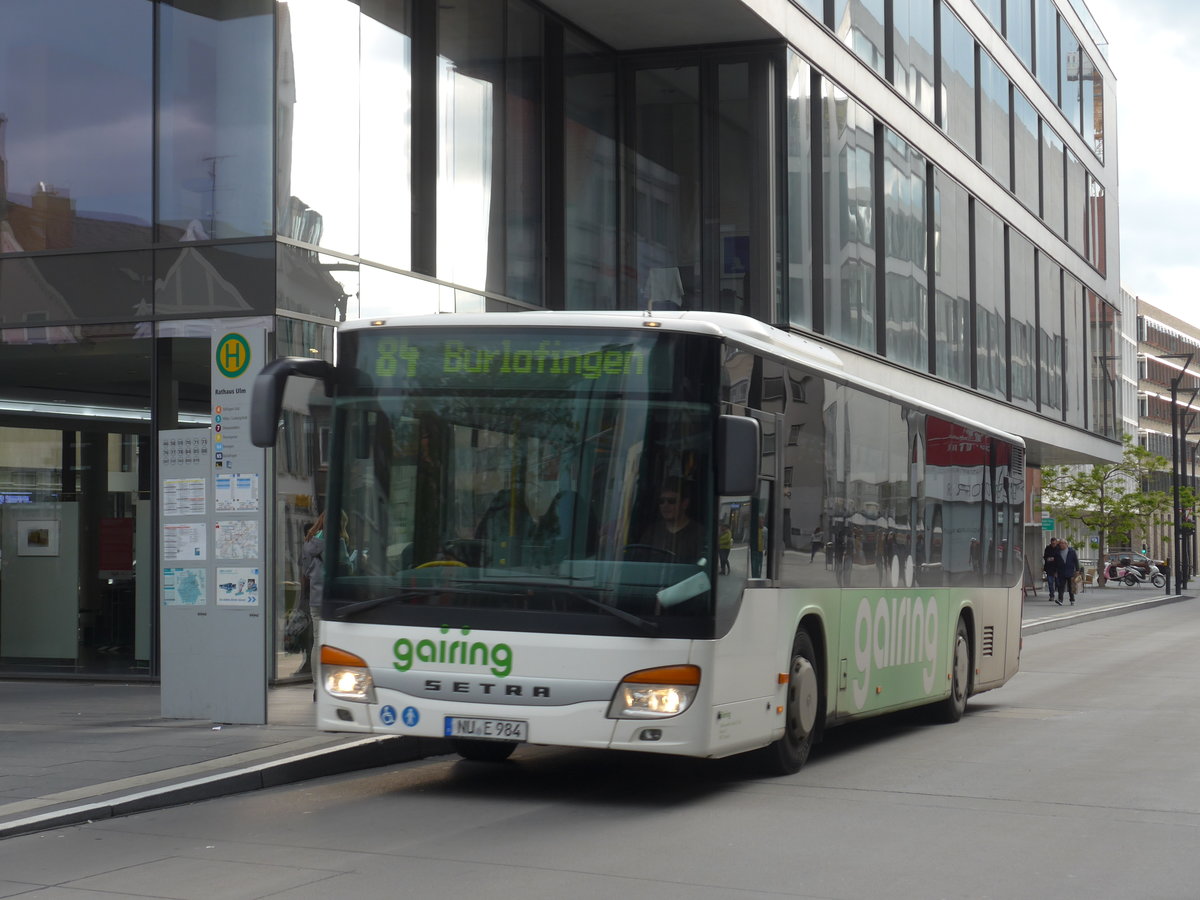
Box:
[931, 617, 971, 724]
[452, 739, 518, 763]
[759, 629, 822, 776]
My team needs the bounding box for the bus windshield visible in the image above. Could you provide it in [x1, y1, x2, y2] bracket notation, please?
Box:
[325, 328, 720, 638]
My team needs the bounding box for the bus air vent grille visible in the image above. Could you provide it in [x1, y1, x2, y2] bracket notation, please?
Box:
[981, 625, 995, 657]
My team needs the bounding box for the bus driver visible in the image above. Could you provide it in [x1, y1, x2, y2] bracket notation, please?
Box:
[639, 479, 705, 563]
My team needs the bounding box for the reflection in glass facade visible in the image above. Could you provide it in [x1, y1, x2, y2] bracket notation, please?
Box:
[934, 170, 970, 385]
[158, 1, 272, 242]
[1059, 23, 1083, 135]
[632, 66, 700, 311]
[1038, 254, 1063, 416]
[0, 0, 152, 252]
[892, 0, 935, 120]
[786, 51, 814, 330]
[1041, 125, 1066, 236]
[883, 130, 927, 370]
[564, 31, 617, 310]
[360, 0, 413, 271]
[834, 0, 886, 77]
[1009, 232, 1037, 411]
[1088, 173, 1107, 276]
[1088, 293, 1119, 439]
[1063, 272, 1086, 428]
[277, 0, 361, 254]
[1034, 0, 1059, 101]
[1066, 150, 1087, 256]
[1008, 0, 1035, 70]
[939, 5, 976, 155]
[975, 204, 1006, 399]
[822, 86, 875, 353]
[1013, 89, 1040, 210]
[1081, 50, 1105, 162]
[979, 50, 1011, 187]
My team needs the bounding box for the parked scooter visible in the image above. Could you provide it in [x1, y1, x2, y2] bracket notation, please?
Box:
[1104, 561, 1166, 589]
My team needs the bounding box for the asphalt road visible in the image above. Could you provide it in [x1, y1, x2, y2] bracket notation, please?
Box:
[4, 600, 1200, 899]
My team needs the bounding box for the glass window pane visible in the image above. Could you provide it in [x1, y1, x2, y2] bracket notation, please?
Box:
[892, 0, 935, 120]
[277, 243, 357, 321]
[503, 0, 543, 304]
[0, 324, 153, 675]
[0, 0, 152, 252]
[155, 243, 274, 317]
[939, 6, 976, 155]
[1013, 89, 1039, 209]
[1041, 125, 1065, 236]
[1081, 50, 1104, 162]
[974, 204, 1005, 399]
[1038, 253, 1062, 416]
[632, 66, 700, 311]
[277, 0, 360, 254]
[1088, 293, 1119, 439]
[1066, 149, 1086, 256]
[786, 51, 813, 330]
[360, 0, 413, 269]
[1008, 0, 1033, 70]
[822, 85, 875, 353]
[933, 170, 969, 385]
[1059, 24, 1082, 134]
[975, 0, 1003, 32]
[359, 263, 441, 319]
[564, 30, 617, 310]
[158, 0, 273, 242]
[883, 129, 927, 370]
[1009, 231, 1037, 410]
[834, 0, 887, 78]
[1034, 0, 1059, 101]
[1088, 172, 1107, 276]
[1063, 271, 1085, 428]
[718, 62, 752, 317]
[1, 251, 152, 326]
[979, 50, 1011, 186]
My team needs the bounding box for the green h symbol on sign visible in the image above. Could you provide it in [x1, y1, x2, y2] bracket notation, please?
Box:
[216, 334, 251, 377]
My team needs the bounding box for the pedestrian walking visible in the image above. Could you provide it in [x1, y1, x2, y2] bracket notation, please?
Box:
[1053, 538, 1080, 605]
[1043, 538, 1059, 601]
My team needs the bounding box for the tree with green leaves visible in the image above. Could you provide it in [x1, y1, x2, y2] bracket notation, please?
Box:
[1041, 436, 1178, 584]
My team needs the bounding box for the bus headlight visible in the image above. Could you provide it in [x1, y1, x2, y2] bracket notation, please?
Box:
[320, 645, 376, 703]
[608, 665, 700, 719]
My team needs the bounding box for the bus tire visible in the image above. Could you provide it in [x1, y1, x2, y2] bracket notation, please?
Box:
[931, 617, 971, 724]
[759, 629, 822, 776]
[452, 739, 518, 763]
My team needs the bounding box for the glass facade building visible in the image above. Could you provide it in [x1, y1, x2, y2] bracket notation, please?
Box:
[0, 0, 1121, 679]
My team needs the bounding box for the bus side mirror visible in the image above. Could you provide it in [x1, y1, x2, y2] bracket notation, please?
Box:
[718, 415, 759, 497]
[251, 357, 335, 448]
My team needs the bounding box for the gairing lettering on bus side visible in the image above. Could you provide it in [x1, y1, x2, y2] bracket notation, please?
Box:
[393, 626, 513, 678]
[851, 596, 939, 710]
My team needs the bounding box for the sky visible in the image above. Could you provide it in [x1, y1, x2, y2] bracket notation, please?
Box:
[1084, 0, 1200, 327]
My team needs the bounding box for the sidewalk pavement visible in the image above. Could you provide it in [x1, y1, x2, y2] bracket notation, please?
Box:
[2, 584, 1193, 840]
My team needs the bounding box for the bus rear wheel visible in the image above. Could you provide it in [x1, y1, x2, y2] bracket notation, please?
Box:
[452, 739, 518, 763]
[931, 617, 971, 723]
[759, 629, 822, 776]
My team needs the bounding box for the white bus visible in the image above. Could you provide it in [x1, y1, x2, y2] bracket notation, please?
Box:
[253, 311, 1024, 774]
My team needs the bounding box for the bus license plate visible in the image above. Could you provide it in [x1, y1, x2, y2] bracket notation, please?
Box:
[444, 716, 528, 741]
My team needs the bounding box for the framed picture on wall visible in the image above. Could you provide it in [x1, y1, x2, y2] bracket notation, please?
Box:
[17, 520, 59, 557]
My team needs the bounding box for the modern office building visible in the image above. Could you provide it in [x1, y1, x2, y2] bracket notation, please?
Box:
[1135, 298, 1200, 571]
[0, 0, 1121, 681]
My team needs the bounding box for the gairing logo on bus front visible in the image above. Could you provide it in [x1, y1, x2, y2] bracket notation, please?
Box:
[393, 626, 513, 677]
[851, 596, 939, 710]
